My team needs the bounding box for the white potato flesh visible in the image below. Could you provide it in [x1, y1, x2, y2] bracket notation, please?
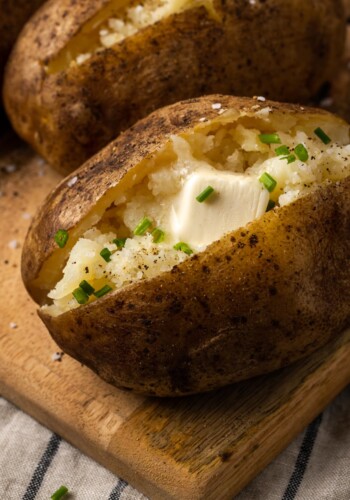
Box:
[44, 118, 350, 316]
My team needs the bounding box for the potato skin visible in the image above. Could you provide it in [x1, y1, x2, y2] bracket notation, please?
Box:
[0, 0, 46, 91]
[22, 96, 350, 396]
[4, 0, 346, 174]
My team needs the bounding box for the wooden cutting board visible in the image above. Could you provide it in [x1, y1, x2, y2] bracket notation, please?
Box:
[0, 135, 349, 500]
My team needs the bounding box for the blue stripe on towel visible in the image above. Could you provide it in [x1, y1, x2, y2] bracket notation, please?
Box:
[108, 479, 128, 500]
[281, 413, 323, 500]
[22, 433, 62, 500]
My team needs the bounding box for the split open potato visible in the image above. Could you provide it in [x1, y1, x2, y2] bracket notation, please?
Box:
[22, 96, 350, 396]
[4, 0, 346, 174]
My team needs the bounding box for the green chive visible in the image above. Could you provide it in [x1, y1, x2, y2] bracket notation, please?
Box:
[294, 144, 309, 162]
[173, 242, 193, 255]
[280, 154, 296, 164]
[259, 172, 277, 193]
[73, 288, 89, 305]
[275, 145, 290, 156]
[152, 228, 165, 243]
[51, 486, 69, 500]
[196, 185, 215, 203]
[134, 217, 152, 235]
[113, 237, 127, 249]
[266, 199, 276, 212]
[259, 133, 281, 145]
[314, 127, 331, 145]
[79, 280, 95, 296]
[100, 247, 112, 262]
[94, 285, 112, 298]
[54, 229, 69, 248]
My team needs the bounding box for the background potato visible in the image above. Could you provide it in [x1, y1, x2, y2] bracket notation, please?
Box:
[0, 0, 46, 92]
[4, 0, 346, 174]
[22, 96, 350, 396]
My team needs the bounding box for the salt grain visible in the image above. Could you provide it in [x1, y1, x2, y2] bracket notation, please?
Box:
[67, 176, 78, 187]
[320, 97, 333, 108]
[212, 103, 222, 110]
[257, 96, 266, 102]
[9, 322, 17, 329]
[4, 164, 16, 173]
[8, 240, 20, 249]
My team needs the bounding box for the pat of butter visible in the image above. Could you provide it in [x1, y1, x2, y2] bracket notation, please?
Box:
[171, 169, 269, 247]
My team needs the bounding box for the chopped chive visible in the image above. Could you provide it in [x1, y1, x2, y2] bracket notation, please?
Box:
[113, 237, 127, 249]
[94, 285, 113, 298]
[152, 228, 165, 243]
[100, 247, 112, 262]
[54, 229, 69, 248]
[134, 217, 152, 236]
[51, 486, 69, 500]
[259, 172, 277, 192]
[173, 242, 193, 255]
[266, 199, 276, 212]
[314, 127, 331, 145]
[73, 288, 89, 305]
[280, 154, 296, 164]
[275, 145, 290, 156]
[79, 280, 95, 296]
[196, 185, 215, 203]
[259, 133, 281, 145]
[294, 144, 309, 162]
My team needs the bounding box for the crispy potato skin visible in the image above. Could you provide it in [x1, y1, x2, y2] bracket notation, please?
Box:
[4, 0, 346, 174]
[22, 96, 350, 396]
[0, 0, 46, 90]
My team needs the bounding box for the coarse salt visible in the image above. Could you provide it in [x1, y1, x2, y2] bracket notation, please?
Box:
[212, 103, 222, 110]
[67, 176, 78, 187]
[8, 240, 20, 250]
[4, 164, 16, 173]
[320, 97, 333, 108]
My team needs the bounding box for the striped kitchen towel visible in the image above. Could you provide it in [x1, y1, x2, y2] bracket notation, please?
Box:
[0, 386, 349, 499]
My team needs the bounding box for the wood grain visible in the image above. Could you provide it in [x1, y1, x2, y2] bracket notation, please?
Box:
[0, 134, 349, 499]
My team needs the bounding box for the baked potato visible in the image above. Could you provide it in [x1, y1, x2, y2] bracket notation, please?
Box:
[22, 95, 350, 396]
[0, 0, 46, 92]
[4, 0, 346, 175]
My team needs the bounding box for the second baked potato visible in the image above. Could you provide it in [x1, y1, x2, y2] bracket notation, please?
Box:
[22, 95, 350, 396]
[4, 0, 346, 174]
[0, 0, 46, 92]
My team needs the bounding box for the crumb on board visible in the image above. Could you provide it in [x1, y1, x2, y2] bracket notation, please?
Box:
[22, 212, 32, 220]
[9, 322, 18, 329]
[52, 352, 64, 362]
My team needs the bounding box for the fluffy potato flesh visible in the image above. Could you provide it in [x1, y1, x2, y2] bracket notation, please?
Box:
[40, 106, 350, 317]
[48, 0, 216, 72]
